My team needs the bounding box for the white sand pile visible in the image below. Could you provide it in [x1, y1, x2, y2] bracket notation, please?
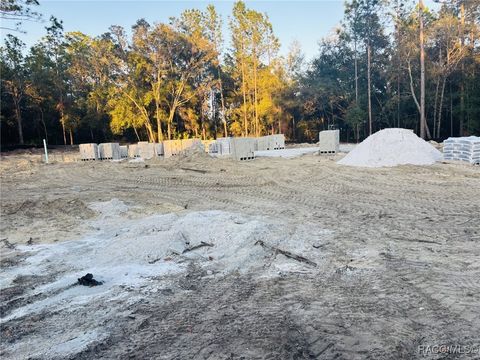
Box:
[337, 128, 442, 167]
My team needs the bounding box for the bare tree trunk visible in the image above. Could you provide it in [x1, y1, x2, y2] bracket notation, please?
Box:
[133, 126, 140, 141]
[367, 44, 372, 135]
[13, 99, 24, 145]
[61, 121, 67, 146]
[419, 0, 426, 139]
[253, 53, 259, 137]
[69, 128, 74, 145]
[437, 76, 447, 138]
[459, 2, 465, 136]
[354, 40, 358, 104]
[241, 53, 248, 137]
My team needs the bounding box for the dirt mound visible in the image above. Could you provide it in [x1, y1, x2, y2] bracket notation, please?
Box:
[337, 128, 442, 167]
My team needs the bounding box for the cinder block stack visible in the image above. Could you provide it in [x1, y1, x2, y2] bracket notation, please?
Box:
[163, 140, 182, 158]
[319, 130, 340, 154]
[119, 145, 128, 159]
[137, 141, 155, 159]
[443, 136, 480, 165]
[98, 143, 121, 160]
[79, 143, 98, 161]
[128, 144, 139, 158]
[230, 137, 256, 161]
[216, 137, 232, 156]
[155, 143, 164, 156]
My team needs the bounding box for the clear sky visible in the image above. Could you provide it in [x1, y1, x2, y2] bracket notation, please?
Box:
[3, 0, 439, 61]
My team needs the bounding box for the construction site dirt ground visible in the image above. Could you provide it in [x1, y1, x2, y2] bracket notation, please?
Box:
[1, 149, 479, 359]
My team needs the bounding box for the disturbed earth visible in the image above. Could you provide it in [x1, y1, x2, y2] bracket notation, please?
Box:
[1, 148, 479, 359]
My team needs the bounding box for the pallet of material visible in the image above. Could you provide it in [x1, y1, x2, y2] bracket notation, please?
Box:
[230, 137, 256, 161]
[98, 143, 121, 160]
[319, 130, 340, 154]
[181, 139, 203, 152]
[163, 140, 182, 158]
[201, 140, 216, 153]
[119, 145, 128, 159]
[137, 141, 155, 159]
[128, 144, 139, 158]
[443, 136, 480, 165]
[79, 143, 98, 161]
[155, 143, 164, 156]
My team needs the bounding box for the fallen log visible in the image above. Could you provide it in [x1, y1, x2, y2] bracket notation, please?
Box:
[182, 241, 214, 253]
[255, 240, 317, 267]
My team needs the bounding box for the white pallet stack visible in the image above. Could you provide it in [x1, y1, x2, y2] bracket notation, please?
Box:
[98, 143, 121, 160]
[443, 136, 480, 165]
[319, 130, 340, 154]
[216, 137, 232, 156]
[231, 137, 256, 161]
[128, 144, 139, 158]
[79, 143, 98, 161]
[119, 145, 128, 159]
[163, 140, 182, 158]
[137, 141, 155, 159]
[155, 143, 164, 157]
[181, 139, 203, 152]
[269, 134, 285, 150]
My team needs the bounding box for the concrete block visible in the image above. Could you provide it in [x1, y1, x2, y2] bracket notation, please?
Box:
[270, 134, 285, 150]
[137, 141, 155, 159]
[155, 143, 164, 156]
[79, 143, 98, 161]
[256, 135, 285, 151]
[181, 139, 203, 152]
[98, 143, 121, 160]
[128, 144, 139, 158]
[163, 140, 182, 158]
[119, 145, 128, 159]
[201, 140, 215, 153]
[231, 137, 256, 161]
[319, 130, 340, 153]
[217, 137, 231, 155]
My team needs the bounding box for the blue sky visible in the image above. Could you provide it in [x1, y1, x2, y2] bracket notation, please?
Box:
[3, 0, 439, 61]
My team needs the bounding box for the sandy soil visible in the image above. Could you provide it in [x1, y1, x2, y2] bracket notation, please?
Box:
[1, 149, 479, 359]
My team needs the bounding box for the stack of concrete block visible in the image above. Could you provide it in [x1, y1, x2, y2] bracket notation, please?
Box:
[216, 137, 232, 156]
[163, 140, 182, 158]
[98, 143, 121, 160]
[318, 130, 340, 154]
[270, 134, 285, 150]
[155, 143, 164, 156]
[443, 136, 480, 165]
[181, 139, 203, 152]
[231, 137, 256, 161]
[255, 136, 271, 151]
[128, 144, 139, 158]
[79, 143, 98, 161]
[119, 145, 128, 159]
[137, 141, 155, 159]
[256, 134, 286, 151]
[201, 140, 215, 153]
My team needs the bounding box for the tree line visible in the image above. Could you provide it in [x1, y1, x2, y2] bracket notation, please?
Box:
[1, 0, 479, 146]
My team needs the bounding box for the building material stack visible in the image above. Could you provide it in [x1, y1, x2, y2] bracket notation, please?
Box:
[230, 137, 256, 161]
[98, 143, 121, 160]
[163, 140, 182, 158]
[443, 136, 480, 165]
[119, 145, 128, 159]
[181, 139, 203, 152]
[128, 144, 139, 158]
[137, 141, 155, 159]
[214, 137, 232, 156]
[155, 143, 164, 157]
[79, 143, 98, 161]
[318, 130, 340, 154]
